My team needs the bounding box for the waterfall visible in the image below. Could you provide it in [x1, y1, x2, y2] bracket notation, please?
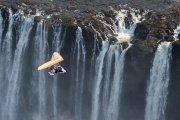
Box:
[114, 9, 147, 43]
[0, 5, 176, 120]
[101, 45, 116, 119]
[2, 15, 34, 120]
[91, 41, 131, 120]
[33, 21, 48, 120]
[1, 9, 15, 82]
[107, 45, 131, 120]
[145, 42, 172, 120]
[52, 25, 62, 50]
[52, 24, 63, 120]
[52, 24, 66, 51]
[91, 41, 109, 120]
[72, 27, 86, 120]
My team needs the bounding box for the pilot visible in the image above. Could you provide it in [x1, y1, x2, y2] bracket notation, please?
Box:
[48, 64, 66, 75]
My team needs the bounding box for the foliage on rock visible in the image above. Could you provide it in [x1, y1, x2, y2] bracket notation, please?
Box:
[136, 38, 159, 57]
[61, 13, 76, 26]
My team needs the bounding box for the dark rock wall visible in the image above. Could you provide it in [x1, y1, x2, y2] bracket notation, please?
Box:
[166, 41, 180, 120]
[120, 44, 155, 120]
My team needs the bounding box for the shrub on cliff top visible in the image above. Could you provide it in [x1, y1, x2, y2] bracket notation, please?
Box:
[61, 13, 76, 26]
[138, 38, 158, 57]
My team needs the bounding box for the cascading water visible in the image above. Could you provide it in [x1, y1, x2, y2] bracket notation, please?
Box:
[145, 42, 172, 120]
[113, 9, 147, 43]
[33, 21, 48, 120]
[52, 25, 62, 50]
[101, 45, 116, 120]
[72, 27, 86, 120]
[51, 24, 63, 120]
[1, 9, 14, 83]
[106, 45, 131, 120]
[2, 15, 34, 120]
[91, 41, 131, 120]
[91, 41, 109, 120]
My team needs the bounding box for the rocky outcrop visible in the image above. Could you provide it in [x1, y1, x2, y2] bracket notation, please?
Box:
[134, 6, 180, 43]
[134, 23, 149, 40]
[1, 1, 179, 43]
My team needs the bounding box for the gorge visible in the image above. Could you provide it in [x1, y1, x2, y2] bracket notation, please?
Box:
[0, 1, 180, 120]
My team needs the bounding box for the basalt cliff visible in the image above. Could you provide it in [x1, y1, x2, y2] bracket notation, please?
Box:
[0, 0, 180, 120]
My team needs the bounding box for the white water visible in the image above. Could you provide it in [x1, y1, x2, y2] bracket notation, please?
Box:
[1, 9, 15, 81]
[52, 25, 62, 50]
[3, 16, 34, 120]
[52, 25, 62, 120]
[73, 27, 86, 120]
[101, 45, 116, 119]
[114, 9, 147, 43]
[91, 42, 131, 120]
[91, 41, 109, 120]
[107, 44, 131, 120]
[145, 42, 172, 120]
[35, 22, 48, 120]
[174, 25, 180, 41]
[0, 9, 4, 118]
[91, 34, 98, 67]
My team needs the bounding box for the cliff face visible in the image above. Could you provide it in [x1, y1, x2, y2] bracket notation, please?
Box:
[166, 41, 180, 120]
[0, 1, 180, 120]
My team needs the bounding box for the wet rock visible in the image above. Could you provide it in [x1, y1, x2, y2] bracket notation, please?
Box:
[34, 16, 43, 22]
[155, 29, 165, 39]
[134, 22, 149, 40]
[121, 41, 129, 49]
[134, 6, 180, 43]
[0, 0, 179, 45]
[164, 35, 174, 42]
[123, 11, 134, 29]
[109, 36, 118, 44]
[124, 17, 130, 29]
[104, 17, 114, 25]
[134, 38, 159, 57]
[102, 10, 116, 18]
[11, 4, 18, 14]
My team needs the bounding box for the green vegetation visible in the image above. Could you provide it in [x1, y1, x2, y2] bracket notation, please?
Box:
[61, 13, 76, 26]
[138, 39, 158, 57]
